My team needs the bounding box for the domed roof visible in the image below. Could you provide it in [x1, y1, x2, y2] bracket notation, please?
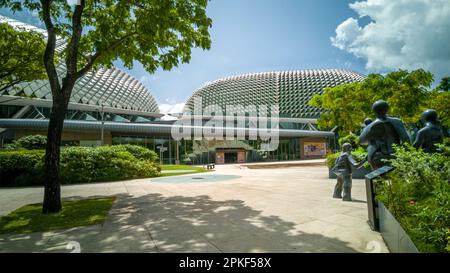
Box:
[184, 69, 365, 118]
[0, 16, 159, 113]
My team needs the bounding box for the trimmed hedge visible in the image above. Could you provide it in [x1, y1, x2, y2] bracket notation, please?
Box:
[4, 135, 47, 151]
[0, 150, 45, 186]
[0, 145, 160, 187]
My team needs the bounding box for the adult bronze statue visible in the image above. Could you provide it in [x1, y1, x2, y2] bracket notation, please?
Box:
[359, 100, 410, 170]
[413, 109, 444, 153]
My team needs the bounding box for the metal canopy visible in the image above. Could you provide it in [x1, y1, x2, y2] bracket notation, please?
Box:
[0, 119, 335, 138]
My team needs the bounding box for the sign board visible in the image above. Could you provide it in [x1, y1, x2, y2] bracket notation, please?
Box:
[365, 165, 394, 180]
[303, 141, 327, 157]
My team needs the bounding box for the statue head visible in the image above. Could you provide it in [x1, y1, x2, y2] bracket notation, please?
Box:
[364, 118, 373, 126]
[372, 100, 389, 119]
[342, 142, 352, 153]
[421, 109, 438, 124]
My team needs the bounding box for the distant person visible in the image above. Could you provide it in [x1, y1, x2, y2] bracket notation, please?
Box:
[413, 109, 444, 153]
[331, 143, 364, 201]
[359, 100, 410, 170]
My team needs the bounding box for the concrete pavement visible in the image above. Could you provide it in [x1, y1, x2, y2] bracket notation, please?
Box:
[0, 163, 388, 253]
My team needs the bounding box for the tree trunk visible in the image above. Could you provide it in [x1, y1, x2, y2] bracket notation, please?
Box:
[42, 90, 71, 214]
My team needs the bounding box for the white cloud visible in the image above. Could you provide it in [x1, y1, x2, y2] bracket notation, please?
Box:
[139, 75, 158, 86]
[332, 0, 450, 81]
[158, 102, 185, 114]
[331, 18, 361, 50]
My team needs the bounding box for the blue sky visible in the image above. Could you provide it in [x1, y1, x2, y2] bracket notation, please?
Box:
[2, 0, 449, 113]
[116, 0, 368, 112]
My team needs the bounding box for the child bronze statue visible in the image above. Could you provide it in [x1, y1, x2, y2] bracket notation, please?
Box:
[331, 143, 364, 201]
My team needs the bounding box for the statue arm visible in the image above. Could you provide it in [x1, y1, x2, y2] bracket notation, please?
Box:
[348, 154, 364, 168]
[359, 127, 369, 144]
[413, 131, 424, 149]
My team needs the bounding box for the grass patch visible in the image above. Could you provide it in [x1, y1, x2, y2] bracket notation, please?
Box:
[0, 197, 115, 234]
[161, 164, 207, 171]
[159, 164, 209, 177]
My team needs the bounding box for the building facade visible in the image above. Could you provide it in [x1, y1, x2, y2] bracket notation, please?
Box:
[0, 17, 366, 164]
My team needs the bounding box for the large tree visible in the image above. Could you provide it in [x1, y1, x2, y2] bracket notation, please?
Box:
[0, 0, 212, 213]
[309, 69, 434, 134]
[438, 77, 450, 92]
[0, 22, 46, 92]
[426, 77, 450, 129]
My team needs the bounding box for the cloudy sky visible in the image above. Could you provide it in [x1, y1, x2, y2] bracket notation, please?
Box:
[2, 0, 449, 113]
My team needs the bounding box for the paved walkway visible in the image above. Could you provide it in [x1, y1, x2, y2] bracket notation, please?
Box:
[0, 164, 388, 253]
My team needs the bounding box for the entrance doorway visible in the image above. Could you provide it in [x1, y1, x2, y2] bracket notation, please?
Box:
[224, 152, 238, 163]
[215, 149, 247, 164]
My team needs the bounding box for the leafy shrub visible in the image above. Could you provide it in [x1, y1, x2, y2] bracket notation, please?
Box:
[13, 135, 47, 150]
[376, 144, 450, 252]
[3, 143, 17, 151]
[0, 145, 160, 186]
[107, 144, 158, 162]
[338, 134, 359, 149]
[60, 146, 159, 184]
[0, 150, 45, 186]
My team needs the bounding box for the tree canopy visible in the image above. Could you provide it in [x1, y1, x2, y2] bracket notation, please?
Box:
[0, 22, 46, 93]
[309, 69, 435, 134]
[0, 0, 213, 213]
[0, 0, 212, 75]
[438, 77, 450, 92]
[426, 89, 450, 128]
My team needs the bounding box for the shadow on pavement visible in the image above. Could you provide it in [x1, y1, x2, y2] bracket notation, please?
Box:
[0, 193, 360, 253]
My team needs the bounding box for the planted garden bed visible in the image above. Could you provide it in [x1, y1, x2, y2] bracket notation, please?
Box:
[378, 202, 419, 253]
[375, 144, 450, 253]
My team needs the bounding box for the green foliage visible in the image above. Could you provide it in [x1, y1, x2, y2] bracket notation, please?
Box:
[376, 144, 450, 252]
[3, 143, 18, 151]
[0, 197, 115, 234]
[160, 164, 208, 177]
[310, 69, 434, 134]
[0, 22, 46, 91]
[13, 135, 47, 150]
[0, 149, 45, 186]
[0, 145, 160, 186]
[425, 89, 450, 128]
[0, 1, 213, 211]
[438, 77, 450, 92]
[338, 134, 359, 148]
[60, 145, 159, 184]
[111, 144, 158, 162]
[0, 0, 212, 74]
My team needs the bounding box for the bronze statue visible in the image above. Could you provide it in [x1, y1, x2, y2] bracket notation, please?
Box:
[413, 109, 444, 153]
[363, 118, 373, 127]
[331, 143, 364, 201]
[359, 100, 410, 170]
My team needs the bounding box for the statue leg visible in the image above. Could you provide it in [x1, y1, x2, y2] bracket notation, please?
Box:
[333, 176, 343, 198]
[342, 175, 352, 201]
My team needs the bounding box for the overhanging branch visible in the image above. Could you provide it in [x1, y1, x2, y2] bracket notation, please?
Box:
[75, 32, 137, 79]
